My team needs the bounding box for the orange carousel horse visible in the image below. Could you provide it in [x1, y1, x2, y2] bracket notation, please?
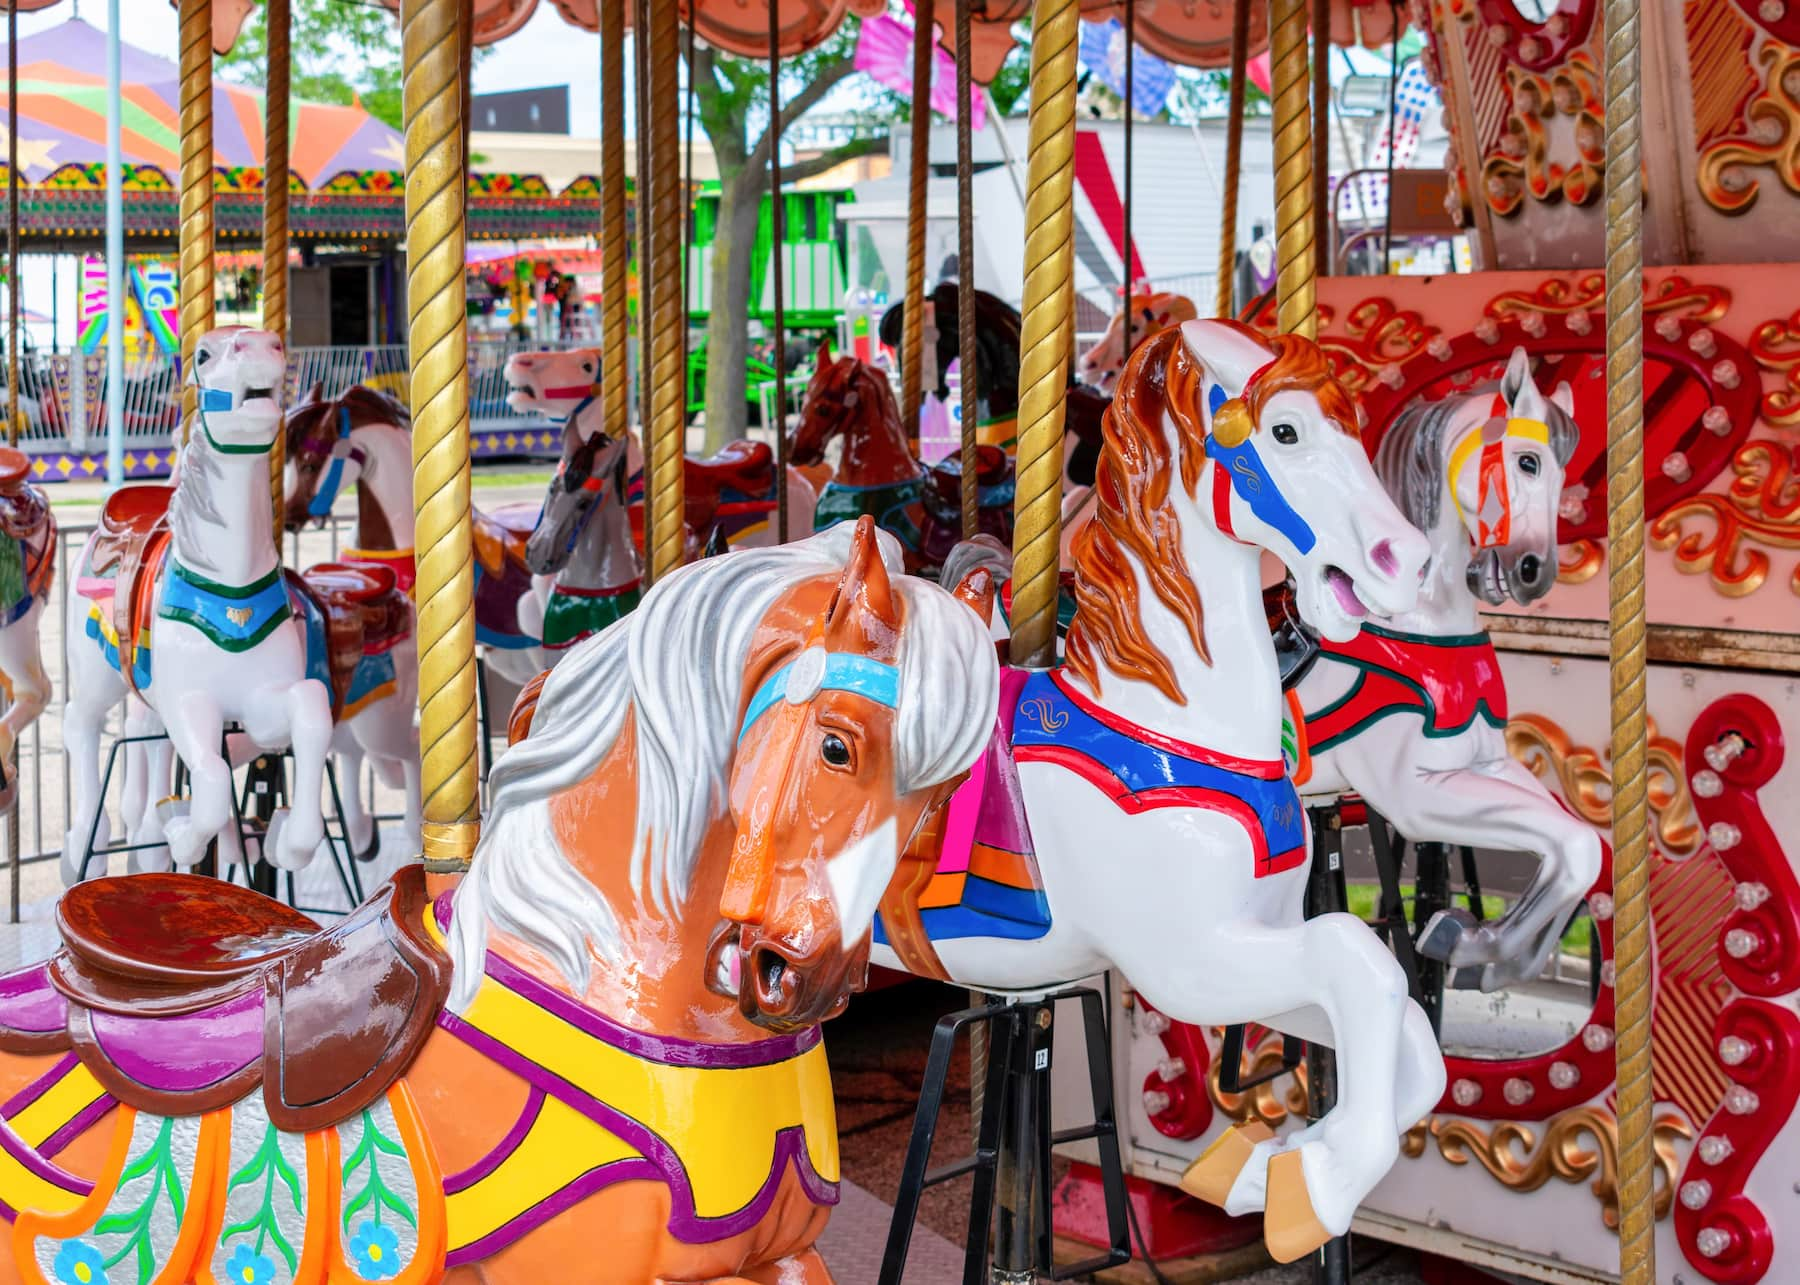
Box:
[0, 519, 998, 1284]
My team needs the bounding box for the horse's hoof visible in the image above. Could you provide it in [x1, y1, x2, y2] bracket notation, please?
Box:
[1179, 1120, 1274, 1207]
[1415, 907, 1477, 964]
[356, 828, 383, 863]
[1263, 1148, 1332, 1264]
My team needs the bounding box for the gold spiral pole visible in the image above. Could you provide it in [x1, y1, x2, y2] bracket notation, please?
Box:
[644, 1, 685, 582]
[1216, 0, 1249, 317]
[899, 0, 934, 448]
[599, 0, 627, 445]
[401, 0, 478, 877]
[178, 0, 215, 440]
[264, 0, 290, 544]
[1270, 0, 1316, 340]
[955, 0, 977, 538]
[1603, 0, 1650, 1277]
[1009, 0, 1079, 670]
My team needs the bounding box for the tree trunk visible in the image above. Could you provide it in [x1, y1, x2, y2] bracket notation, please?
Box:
[701, 171, 763, 453]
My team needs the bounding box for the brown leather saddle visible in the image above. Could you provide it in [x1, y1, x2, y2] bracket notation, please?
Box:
[288, 562, 412, 718]
[683, 439, 776, 530]
[43, 866, 450, 1132]
[472, 502, 538, 578]
[86, 486, 174, 695]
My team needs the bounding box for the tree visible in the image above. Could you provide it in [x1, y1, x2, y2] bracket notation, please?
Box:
[217, 0, 411, 131]
[690, 21, 894, 450]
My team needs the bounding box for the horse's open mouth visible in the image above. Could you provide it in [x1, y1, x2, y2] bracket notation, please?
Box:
[1323, 566, 1367, 619]
[243, 386, 275, 403]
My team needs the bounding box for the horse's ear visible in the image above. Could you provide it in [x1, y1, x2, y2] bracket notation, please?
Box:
[306, 380, 325, 405]
[1550, 380, 1575, 419]
[1178, 318, 1272, 398]
[825, 516, 902, 655]
[952, 566, 996, 626]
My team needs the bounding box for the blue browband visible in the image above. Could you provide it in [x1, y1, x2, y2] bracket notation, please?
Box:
[738, 649, 901, 742]
[308, 407, 355, 518]
[1206, 383, 1317, 555]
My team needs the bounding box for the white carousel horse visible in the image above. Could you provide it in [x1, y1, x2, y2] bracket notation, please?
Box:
[1292, 347, 1599, 990]
[64, 327, 332, 883]
[0, 447, 55, 813]
[876, 320, 1444, 1261]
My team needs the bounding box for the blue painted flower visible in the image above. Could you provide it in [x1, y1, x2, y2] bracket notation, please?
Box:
[347, 1221, 400, 1281]
[223, 1243, 276, 1285]
[52, 1240, 108, 1285]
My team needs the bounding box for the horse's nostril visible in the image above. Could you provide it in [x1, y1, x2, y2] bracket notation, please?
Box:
[1369, 538, 1399, 578]
[1519, 553, 1542, 583]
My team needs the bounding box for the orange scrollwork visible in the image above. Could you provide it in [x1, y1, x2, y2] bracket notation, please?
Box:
[1649, 441, 1800, 597]
[1482, 51, 1605, 216]
[1317, 298, 1441, 394]
[1696, 43, 1800, 215]
[1428, 1109, 1690, 1231]
[1750, 309, 1800, 428]
[1506, 712, 1701, 858]
[1558, 538, 1604, 584]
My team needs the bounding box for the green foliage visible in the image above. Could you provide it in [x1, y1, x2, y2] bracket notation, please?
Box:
[215, 0, 462, 134]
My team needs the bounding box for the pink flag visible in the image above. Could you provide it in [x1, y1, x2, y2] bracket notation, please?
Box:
[1247, 51, 1273, 98]
[854, 13, 986, 130]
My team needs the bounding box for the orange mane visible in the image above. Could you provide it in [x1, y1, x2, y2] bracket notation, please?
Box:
[1063, 321, 1359, 704]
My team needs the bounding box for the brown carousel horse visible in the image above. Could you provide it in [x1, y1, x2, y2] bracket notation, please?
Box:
[0, 518, 999, 1284]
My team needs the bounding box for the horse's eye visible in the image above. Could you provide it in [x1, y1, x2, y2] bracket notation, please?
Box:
[1518, 452, 1540, 476]
[821, 733, 851, 769]
[1272, 422, 1299, 446]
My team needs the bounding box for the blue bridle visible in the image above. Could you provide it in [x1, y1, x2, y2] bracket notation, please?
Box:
[1204, 383, 1317, 555]
[737, 648, 901, 743]
[308, 407, 357, 518]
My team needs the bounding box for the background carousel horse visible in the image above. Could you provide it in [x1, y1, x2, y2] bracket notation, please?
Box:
[1292, 346, 1596, 991]
[0, 446, 55, 813]
[876, 320, 1444, 1262]
[277, 383, 424, 859]
[1075, 284, 1201, 394]
[63, 327, 332, 884]
[788, 342, 1015, 574]
[0, 518, 997, 1285]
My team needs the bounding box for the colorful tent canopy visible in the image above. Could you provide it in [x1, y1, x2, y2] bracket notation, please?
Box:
[0, 18, 403, 187]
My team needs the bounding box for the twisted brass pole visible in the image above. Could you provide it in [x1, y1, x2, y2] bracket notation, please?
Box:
[900, 0, 934, 448]
[1605, 0, 1650, 1276]
[1010, 0, 1079, 669]
[178, 0, 215, 439]
[955, 0, 977, 538]
[1270, 0, 1316, 340]
[600, 0, 628, 452]
[1310, 0, 1330, 278]
[401, 0, 478, 877]
[1217, 0, 1249, 318]
[768, 0, 789, 543]
[265, 0, 290, 545]
[644, 0, 685, 580]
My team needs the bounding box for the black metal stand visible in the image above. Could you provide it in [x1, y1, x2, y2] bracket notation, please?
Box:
[1304, 806, 1353, 1285]
[880, 988, 1129, 1285]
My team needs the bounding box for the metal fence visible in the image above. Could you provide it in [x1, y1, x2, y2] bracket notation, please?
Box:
[6, 337, 592, 450]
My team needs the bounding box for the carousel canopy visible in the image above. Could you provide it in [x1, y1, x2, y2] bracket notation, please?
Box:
[0, 19, 402, 187]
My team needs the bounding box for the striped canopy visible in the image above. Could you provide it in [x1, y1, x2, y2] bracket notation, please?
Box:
[0, 18, 404, 187]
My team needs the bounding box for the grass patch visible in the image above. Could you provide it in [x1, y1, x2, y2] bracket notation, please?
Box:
[1345, 882, 1596, 956]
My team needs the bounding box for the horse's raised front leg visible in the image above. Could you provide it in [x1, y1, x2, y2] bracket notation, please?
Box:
[0, 599, 49, 804]
[161, 691, 229, 870]
[245, 678, 332, 870]
[1373, 754, 1603, 992]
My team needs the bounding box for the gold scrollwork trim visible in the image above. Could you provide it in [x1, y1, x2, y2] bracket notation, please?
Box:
[1318, 298, 1440, 394]
[1483, 51, 1605, 216]
[1507, 712, 1701, 857]
[1696, 42, 1800, 216]
[1486, 273, 1607, 318]
[1427, 1109, 1690, 1231]
[1207, 1032, 1308, 1128]
[1649, 441, 1800, 597]
[1643, 274, 1733, 324]
[1751, 309, 1800, 428]
[1558, 537, 1604, 584]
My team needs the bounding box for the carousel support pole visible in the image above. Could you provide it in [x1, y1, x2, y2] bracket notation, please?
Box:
[1604, 0, 1651, 1275]
[955, 0, 977, 537]
[598, 0, 627, 449]
[105, 0, 124, 489]
[1122, 0, 1133, 357]
[265, 0, 290, 542]
[633, 0, 650, 535]
[899, 0, 934, 449]
[1217, 0, 1249, 318]
[643, 0, 683, 579]
[6, 0, 17, 921]
[178, 0, 214, 439]
[1310, 0, 1330, 278]
[766, 1, 788, 543]
[401, 0, 478, 889]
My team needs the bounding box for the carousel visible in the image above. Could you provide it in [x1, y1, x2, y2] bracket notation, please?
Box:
[0, 0, 1772, 1282]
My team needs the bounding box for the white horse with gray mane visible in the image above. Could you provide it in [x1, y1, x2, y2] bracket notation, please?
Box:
[1292, 347, 1598, 990]
[62, 328, 332, 882]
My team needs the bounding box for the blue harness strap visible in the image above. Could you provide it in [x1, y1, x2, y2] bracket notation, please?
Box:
[739, 650, 900, 741]
[1206, 383, 1316, 555]
[308, 408, 355, 517]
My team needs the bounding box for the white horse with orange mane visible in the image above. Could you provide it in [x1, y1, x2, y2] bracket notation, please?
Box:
[1076, 285, 1201, 394]
[883, 319, 1444, 1261]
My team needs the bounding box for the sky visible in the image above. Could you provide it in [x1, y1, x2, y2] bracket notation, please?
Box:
[16, 1, 614, 136]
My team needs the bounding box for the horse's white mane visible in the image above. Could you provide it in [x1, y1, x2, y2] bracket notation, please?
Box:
[446, 522, 998, 1008]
